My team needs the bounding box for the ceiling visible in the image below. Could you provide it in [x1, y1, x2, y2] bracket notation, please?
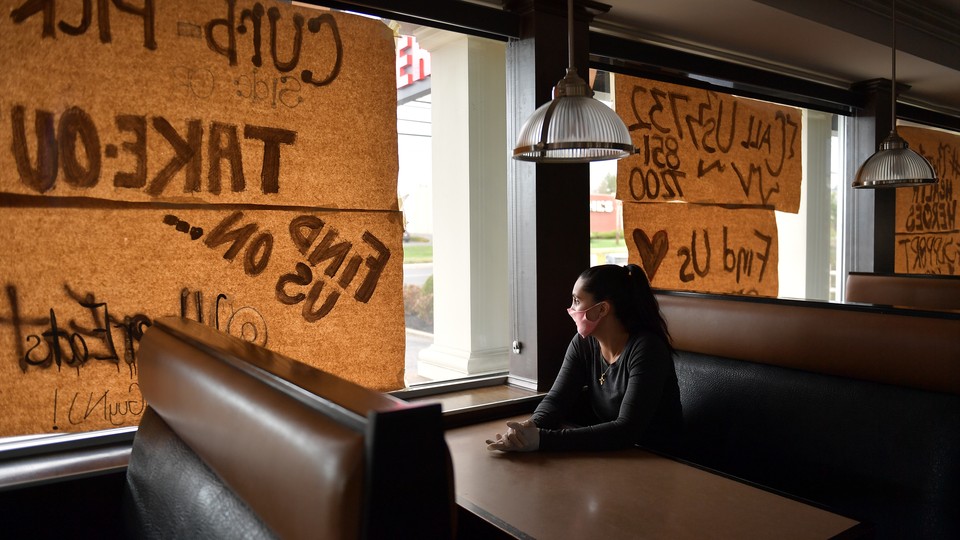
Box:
[584, 0, 960, 117]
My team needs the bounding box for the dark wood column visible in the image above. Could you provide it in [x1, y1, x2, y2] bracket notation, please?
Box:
[504, 0, 599, 390]
[850, 79, 897, 273]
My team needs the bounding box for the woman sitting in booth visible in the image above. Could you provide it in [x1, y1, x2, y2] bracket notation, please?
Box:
[486, 264, 682, 452]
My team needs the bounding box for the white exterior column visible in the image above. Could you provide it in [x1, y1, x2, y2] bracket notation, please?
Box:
[777, 110, 832, 300]
[415, 30, 509, 380]
[803, 110, 833, 300]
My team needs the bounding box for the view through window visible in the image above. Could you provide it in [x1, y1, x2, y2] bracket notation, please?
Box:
[396, 28, 509, 387]
[399, 60, 849, 386]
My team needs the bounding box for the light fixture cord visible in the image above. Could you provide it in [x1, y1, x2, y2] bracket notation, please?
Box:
[890, 0, 897, 134]
[567, 0, 574, 70]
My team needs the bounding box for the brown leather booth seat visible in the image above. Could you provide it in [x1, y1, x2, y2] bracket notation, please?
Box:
[846, 271, 960, 311]
[655, 291, 960, 540]
[124, 317, 454, 540]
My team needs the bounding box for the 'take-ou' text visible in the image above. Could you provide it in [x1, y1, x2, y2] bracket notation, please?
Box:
[10, 105, 296, 195]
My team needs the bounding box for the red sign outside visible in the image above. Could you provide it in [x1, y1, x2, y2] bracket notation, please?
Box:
[590, 194, 620, 233]
[397, 35, 431, 89]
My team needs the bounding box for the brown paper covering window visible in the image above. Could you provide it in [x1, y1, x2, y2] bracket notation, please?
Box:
[614, 74, 803, 213]
[623, 202, 779, 297]
[0, 1, 404, 436]
[895, 126, 960, 275]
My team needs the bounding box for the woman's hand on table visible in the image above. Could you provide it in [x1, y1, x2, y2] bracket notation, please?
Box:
[486, 420, 540, 452]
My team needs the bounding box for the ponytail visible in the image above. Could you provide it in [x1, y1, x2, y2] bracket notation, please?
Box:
[624, 264, 674, 356]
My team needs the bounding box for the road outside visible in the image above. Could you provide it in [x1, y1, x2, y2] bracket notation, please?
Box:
[403, 262, 433, 287]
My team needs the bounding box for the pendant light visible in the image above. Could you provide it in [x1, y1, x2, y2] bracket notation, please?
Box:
[853, 0, 937, 188]
[512, 0, 634, 163]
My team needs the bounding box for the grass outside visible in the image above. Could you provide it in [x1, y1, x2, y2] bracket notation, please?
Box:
[403, 244, 433, 263]
[590, 237, 626, 249]
[403, 237, 627, 264]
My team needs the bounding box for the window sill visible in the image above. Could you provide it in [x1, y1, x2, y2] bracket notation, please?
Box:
[398, 378, 543, 429]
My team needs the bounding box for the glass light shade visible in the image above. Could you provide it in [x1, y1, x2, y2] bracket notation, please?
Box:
[853, 131, 937, 188]
[513, 68, 634, 163]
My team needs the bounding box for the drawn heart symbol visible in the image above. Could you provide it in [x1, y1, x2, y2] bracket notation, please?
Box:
[631, 229, 668, 282]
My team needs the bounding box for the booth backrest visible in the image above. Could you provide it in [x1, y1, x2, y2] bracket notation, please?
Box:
[655, 292, 960, 539]
[124, 317, 453, 540]
[846, 272, 960, 311]
[657, 291, 960, 395]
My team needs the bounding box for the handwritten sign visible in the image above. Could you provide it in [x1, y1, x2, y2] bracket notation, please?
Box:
[615, 75, 802, 212]
[0, 1, 404, 436]
[895, 126, 960, 275]
[0, 206, 405, 436]
[623, 202, 779, 296]
[1, 0, 397, 211]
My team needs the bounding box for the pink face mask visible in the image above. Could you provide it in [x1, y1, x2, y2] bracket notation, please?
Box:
[567, 302, 606, 338]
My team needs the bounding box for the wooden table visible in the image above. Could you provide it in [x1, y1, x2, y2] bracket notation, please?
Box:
[446, 417, 864, 539]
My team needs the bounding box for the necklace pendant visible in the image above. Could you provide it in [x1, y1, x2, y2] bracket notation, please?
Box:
[599, 373, 606, 385]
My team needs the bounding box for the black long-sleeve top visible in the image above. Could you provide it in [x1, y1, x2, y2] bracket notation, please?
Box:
[530, 331, 683, 451]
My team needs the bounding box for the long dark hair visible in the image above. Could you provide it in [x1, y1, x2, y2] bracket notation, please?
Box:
[577, 264, 674, 356]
